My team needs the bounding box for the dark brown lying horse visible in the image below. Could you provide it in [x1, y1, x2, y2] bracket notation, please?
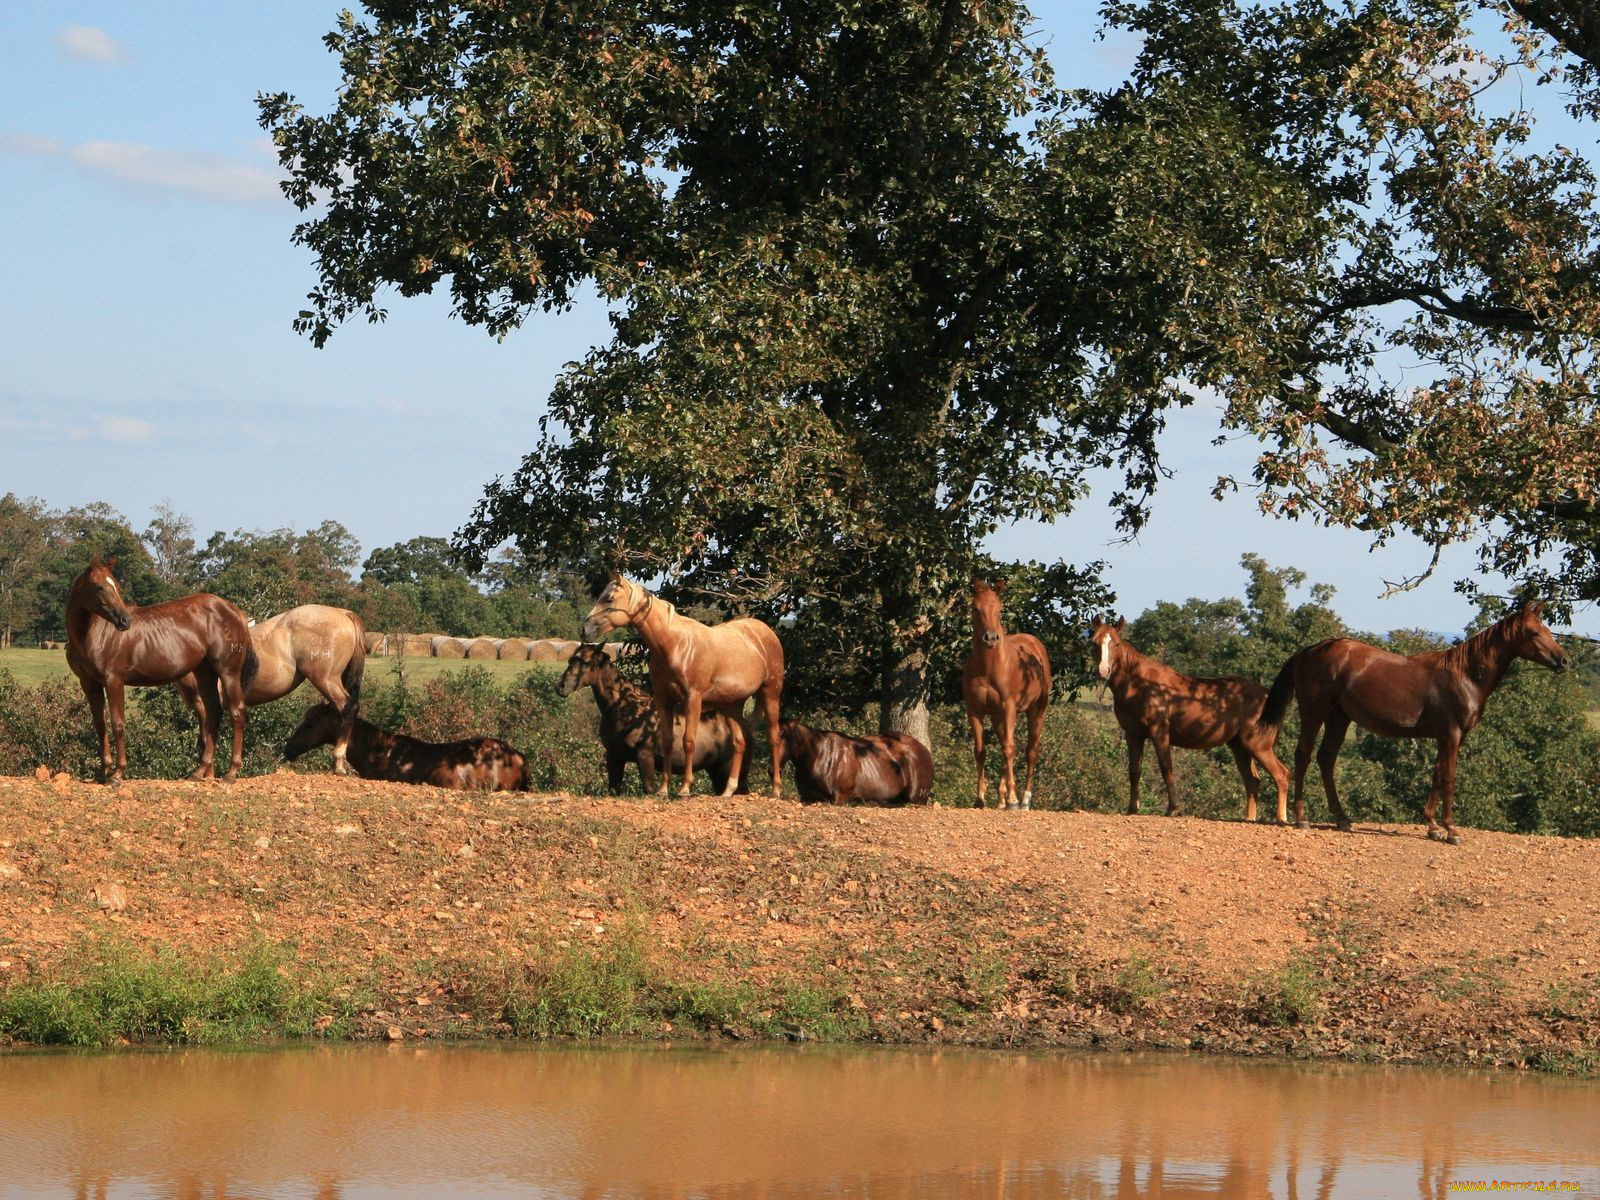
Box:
[1092, 618, 1289, 822]
[283, 702, 529, 791]
[779, 720, 933, 806]
[65, 558, 258, 784]
[557, 643, 751, 794]
[1262, 602, 1571, 844]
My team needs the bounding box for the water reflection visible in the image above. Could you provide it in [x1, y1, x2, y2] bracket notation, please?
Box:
[2, 1046, 1597, 1199]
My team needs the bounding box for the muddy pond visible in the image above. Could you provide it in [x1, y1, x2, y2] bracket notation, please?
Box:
[2, 1045, 1597, 1198]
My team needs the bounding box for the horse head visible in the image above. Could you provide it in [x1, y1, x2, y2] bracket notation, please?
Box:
[557, 643, 612, 696]
[581, 574, 651, 642]
[971, 581, 1005, 647]
[1511, 601, 1572, 674]
[1089, 615, 1126, 680]
[78, 558, 132, 631]
[283, 702, 340, 761]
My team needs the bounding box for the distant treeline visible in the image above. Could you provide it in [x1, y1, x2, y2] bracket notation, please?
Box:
[0, 495, 589, 648]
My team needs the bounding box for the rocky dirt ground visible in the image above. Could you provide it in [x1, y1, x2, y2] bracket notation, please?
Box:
[2, 770, 1597, 1070]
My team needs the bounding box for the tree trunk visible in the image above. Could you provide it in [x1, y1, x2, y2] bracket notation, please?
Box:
[880, 637, 932, 749]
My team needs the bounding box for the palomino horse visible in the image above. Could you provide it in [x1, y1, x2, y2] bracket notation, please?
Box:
[558, 642, 751, 794]
[580, 574, 784, 797]
[65, 558, 258, 783]
[780, 720, 933, 806]
[1261, 602, 1571, 844]
[175, 604, 366, 773]
[961, 580, 1051, 810]
[1091, 617, 1289, 822]
[283, 702, 528, 791]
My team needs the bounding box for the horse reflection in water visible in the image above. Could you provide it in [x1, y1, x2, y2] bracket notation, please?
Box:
[1091, 617, 1289, 822]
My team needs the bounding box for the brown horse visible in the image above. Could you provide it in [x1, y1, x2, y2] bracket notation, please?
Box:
[1091, 618, 1289, 822]
[282, 702, 529, 791]
[64, 558, 258, 784]
[1261, 602, 1571, 844]
[175, 604, 366, 773]
[557, 643, 751, 794]
[961, 580, 1051, 810]
[580, 574, 784, 797]
[780, 720, 933, 806]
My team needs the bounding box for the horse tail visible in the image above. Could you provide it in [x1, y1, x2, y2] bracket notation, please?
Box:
[241, 644, 260, 695]
[1259, 650, 1302, 731]
[343, 610, 367, 713]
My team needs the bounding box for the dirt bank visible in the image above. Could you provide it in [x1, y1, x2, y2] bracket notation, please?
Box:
[2, 772, 1596, 1070]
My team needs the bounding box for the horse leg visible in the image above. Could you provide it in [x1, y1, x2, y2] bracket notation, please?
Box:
[1291, 707, 1323, 830]
[1429, 733, 1465, 845]
[969, 711, 988, 809]
[1125, 732, 1145, 815]
[1152, 733, 1180, 816]
[316, 672, 356, 776]
[653, 700, 677, 797]
[608, 748, 628, 794]
[677, 692, 703, 797]
[1251, 734, 1291, 826]
[1316, 709, 1354, 831]
[175, 674, 209, 768]
[189, 665, 221, 781]
[82, 681, 112, 783]
[219, 666, 247, 783]
[759, 686, 782, 799]
[106, 681, 129, 786]
[719, 717, 747, 798]
[1228, 737, 1259, 822]
[1020, 702, 1045, 811]
[1000, 701, 1020, 811]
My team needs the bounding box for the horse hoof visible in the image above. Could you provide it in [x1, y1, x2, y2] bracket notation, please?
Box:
[1426, 827, 1446, 842]
[1295, 821, 1311, 831]
[1336, 822, 1353, 833]
[1446, 834, 1462, 846]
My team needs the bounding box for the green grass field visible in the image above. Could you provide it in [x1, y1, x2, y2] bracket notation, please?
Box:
[0, 647, 562, 689]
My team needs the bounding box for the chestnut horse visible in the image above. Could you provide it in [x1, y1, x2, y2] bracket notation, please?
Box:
[65, 558, 258, 783]
[282, 702, 529, 791]
[1261, 602, 1571, 844]
[175, 604, 366, 773]
[558, 643, 751, 794]
[580, 574, 784, 797]
[780, 720, 933, 806]
[1091, 618, 1289, 822]
[961, 580, 1051, 810]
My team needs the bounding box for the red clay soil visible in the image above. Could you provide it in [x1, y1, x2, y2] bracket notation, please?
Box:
[2, 771, 1597, 1070]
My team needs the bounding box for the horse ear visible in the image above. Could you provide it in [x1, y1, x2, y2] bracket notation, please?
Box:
[1115, 616, 1126, 631]
[993, 579, 1006, 595]
[105, 555, 117, 571]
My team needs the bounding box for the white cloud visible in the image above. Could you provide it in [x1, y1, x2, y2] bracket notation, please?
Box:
[100, 417, 153, 443]
[0, 131, 287, 207]
[56, 25, 131, 65]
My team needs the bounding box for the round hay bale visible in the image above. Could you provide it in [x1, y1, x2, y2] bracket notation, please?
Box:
[498, 638, 533, 660]
[527, 639, 568, 663]
[363, 632, 388, 655]
[465, 637, 499, 660]
[400, 634, 435, 658]
[601, 642, 626, 659]
[431, 636, 466, 659]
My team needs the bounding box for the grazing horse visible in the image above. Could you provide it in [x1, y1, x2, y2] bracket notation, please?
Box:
[175, 604, 367, 773]
[1261, 602, 1571, 844]
[557, 643, 751, 794]
[282, 702, 529, 791]
[961, 580, 1051, 810]
[1091, 618, 1289, 822]
[64, 558, 257, 784]
[779, 720, 933, 806]
[580, 574, 784, 798]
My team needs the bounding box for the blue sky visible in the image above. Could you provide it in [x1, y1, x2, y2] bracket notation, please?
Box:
[0, 2, 1572, 635]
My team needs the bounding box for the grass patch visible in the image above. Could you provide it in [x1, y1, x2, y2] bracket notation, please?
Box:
[1105, 955, 1166, 1015]
[1245, 956, 1325, 1027]
[0, 937, 350, 1047]
[0, 648, 67, 687]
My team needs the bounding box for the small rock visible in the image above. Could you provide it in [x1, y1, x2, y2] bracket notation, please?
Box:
[90, 882, 128, 912]
[33, 765, 49, 782]
[385, 1025, 405, 1041]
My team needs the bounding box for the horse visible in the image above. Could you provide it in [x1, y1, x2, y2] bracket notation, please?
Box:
[779, 720, 933, 806]
[580, 574, 785, 798]
[557, 642, 751, 794]
[961, 580, 1051, 809]
[64, 558, 258, 784]
[282, 702, 529, 791]
[1261, 601, 1571, 844]
[1091, 617, 1289, 822]
[174, 604, 366, 774]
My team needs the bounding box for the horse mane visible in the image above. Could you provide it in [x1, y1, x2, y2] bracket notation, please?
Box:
[1438, 610, 1524, 681]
